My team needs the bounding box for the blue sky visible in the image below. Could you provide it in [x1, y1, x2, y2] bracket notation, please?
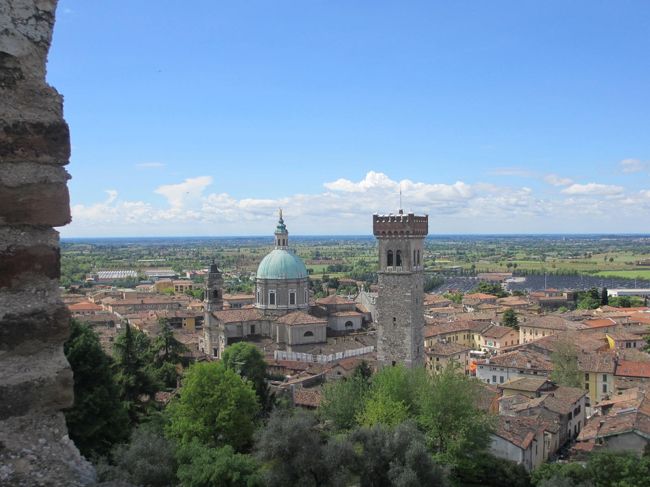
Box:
[49, 1, 650, 236]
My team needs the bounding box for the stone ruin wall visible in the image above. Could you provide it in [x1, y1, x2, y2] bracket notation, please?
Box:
[1, 1, 94, 484]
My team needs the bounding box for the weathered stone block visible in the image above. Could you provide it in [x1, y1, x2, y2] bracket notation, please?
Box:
[0, 244, 60, 288]
[0, 306, 69, 353]
[0, 120, 70, 163]
[0, 182, 70, 225]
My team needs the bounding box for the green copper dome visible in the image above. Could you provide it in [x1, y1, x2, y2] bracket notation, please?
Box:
[256, 249, 308, 280]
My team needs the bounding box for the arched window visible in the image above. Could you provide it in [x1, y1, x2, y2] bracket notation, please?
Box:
[387, 250, 393, 267]
[304, 330, 314, 337]
[212, 290, 219, 299]
[345, 321, 354, 328]
[396, 250, 402, 267]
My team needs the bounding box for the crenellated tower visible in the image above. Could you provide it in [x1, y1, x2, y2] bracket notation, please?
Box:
[373, 209, 428, 367]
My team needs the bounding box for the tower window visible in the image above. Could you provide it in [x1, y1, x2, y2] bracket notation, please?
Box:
[417, 249, 421, 265]
[269, 291, 276, 305]
[387, 250, 393, 267]
[289, 291, 296, 305]
[304, 330, 314, 337]
[413, 249, 416, 266]
[396, 250, 402, 267]
[393, 317, 396, 326]
[212, 290, 219, 299]
[256, 291, 260, 303]
[304, 289, 308, 304]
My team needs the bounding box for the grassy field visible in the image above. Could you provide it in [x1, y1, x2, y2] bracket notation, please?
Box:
[593, 270, 650, 280]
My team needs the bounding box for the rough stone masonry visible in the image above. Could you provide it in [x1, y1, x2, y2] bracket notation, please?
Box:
[0, 1, 95, 484]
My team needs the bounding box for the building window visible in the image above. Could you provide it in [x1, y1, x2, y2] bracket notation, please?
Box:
[602, 374, 607, 382]
[345, 321, 354, 328]
[602, 383, 608, 393]
[304, 330, 314, 337]
[413, 249, 416, 266]
[289, 291, 296, 305]
[387, 250, 393, 267]
[585, 373, 589, 381]
[269, 291, 276, 305]
[393, 317, 396, 326]
[417, 249, 420, 265]
[256, 291, 260, 303]
[499, 376, 504, 384]
[304, 289, 308, 304]
[492, 375, 497, 383]
[250, 324, 256, 335]
[396, 250, 402, 267]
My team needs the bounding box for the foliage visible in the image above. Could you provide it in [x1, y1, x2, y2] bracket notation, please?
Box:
[166, 362, 259, 451]
[63, 320, 130, 458]
[501, 308, 519, 329]
[452, 452, 531, 487]
[221, 342, 269, 408]
[424, 275, 445, 292]
[550, 339, 582, 388]
[255, 409, 355, 487]
[600, 287, 609, 305]
[531, 451, 650, 487]
[577, 287, 602, 309]
[472, 281, 508, 298]
[349, 421, 448, 487]
[444, 292, 463, 304]
[100, 425, 177, 487]
[150, 319, 189, 388]
[321, 364, 493, 462]
[113, 323, 159, 420]
[319, 373, 370, 430]
[176, 440, 262, 487]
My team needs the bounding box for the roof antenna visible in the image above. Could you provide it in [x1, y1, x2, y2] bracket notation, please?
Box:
[399, 184, 403, 214]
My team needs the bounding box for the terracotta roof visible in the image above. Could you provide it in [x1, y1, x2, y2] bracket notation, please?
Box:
[583, 318, 618, 329]
[482, 324, 517, 339]
[423, 321, 475, 337]
[616, 360, 650, 378]
[464, 293, 498, 300]
[543, 387, 587, 414]
[577, 351, 617, 374]
[275, 311, 327, 326]
[316, 295, 354, 305]
[501, 377, 551, 392]
[481, 349, 553, 371]
[521, 315, 572, 331]
[293, 387, 322, 408]
[493, 416, 542, 450]
[223, 293, 255, 301]
[426, 341, 471, 356]
[213, 308, 264, 323]
[68, 301, 103, 312]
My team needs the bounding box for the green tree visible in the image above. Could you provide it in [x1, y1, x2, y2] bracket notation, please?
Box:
[64, 321, 130, 458]
[472, 282, 507, 298]
[99, 426, 177, 487]
[601, 287, 609, 306]
[415, 363, 494, 460]
[176, 440, 262, 487]
[113, 323, 159, 420]
[150, 318, 189, 388]
[550, 340, 582, 388]
[166, 362, 260, 451]
[501, 308, 519, 329]
[319, 373, 369, 431]
[221, 342, 268, 408]
[349, 421, 448, 487]
[254, 409, 354, 487]
[453, 452, 531, 487]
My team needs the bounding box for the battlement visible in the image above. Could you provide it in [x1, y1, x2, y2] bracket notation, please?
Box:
[372, 211, 428, 237]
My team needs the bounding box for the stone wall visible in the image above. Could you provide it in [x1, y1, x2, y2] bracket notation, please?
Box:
[0, 1, 94, 484]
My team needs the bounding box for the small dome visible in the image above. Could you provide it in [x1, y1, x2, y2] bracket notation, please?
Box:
[256, 249, 308, 280]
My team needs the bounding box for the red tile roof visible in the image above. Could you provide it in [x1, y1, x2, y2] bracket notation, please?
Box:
[275, 311, 327, 326]
[616, 360, 650, 378]
[68, 301, 103, 312]
[213, 308, 264, 323]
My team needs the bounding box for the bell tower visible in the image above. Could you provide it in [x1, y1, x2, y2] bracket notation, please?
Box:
[205, 259, 224, 312]
[373, 209, 428, 367]
[274, 208, 289, 249]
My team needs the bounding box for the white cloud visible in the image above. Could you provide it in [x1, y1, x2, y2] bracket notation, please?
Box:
[489, 167, 536, 178]
[561, 183, 623, 196]
[154, 176, 213, 208]
[65, 171, 650, 236]
[544, 174, 573, 187]
[136, 162, 166, 168]
[620, 158, 648, 174]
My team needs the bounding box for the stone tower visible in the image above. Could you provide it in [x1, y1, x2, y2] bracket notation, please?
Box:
[204, 260, 224, 312]
[373, 209, 428, 367]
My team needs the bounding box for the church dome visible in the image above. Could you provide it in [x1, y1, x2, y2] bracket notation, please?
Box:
[256, 249, 308, 280]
